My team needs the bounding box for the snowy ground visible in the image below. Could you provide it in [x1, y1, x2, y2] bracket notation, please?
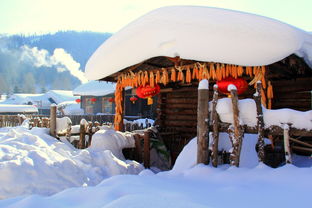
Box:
[0, 126, 311, 207]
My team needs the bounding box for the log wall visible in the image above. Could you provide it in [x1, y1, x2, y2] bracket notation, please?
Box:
[271, 77, 312, 111]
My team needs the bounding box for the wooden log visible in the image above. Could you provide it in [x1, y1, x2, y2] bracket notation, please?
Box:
[283, 124, 292, 164]
[211, 84, 219, 167]
[49, 105, 57, 137]
[78, 121, 86, 149]
[229, 86, 243, 167]
[254, 81, 265, 162]
[289, 137, 312, 148]
[292, 146, 312, 153]
[197, 79, 209, 165]
[143, 130, 150, 168]
[134, 134, 142, 162]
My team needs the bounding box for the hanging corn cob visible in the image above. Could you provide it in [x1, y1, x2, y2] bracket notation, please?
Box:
[198, 63, 203, 80]
[215, 63, 221, 81]
[192, 64, 199, 80]
[177, 66, 185, 83]
[114, 77, 123, 131]
[261, 66, 266, 89]
[186, 66, 191, 83]
[210, 63, 216, 80]
[225, 64, 230, 78]
[199, 63, 209, 80]
[149, 71, 155, 88]
[155, 70, 161, 84]
[267, 81, 274, 109]
[221, 64, 226, 79]
[237, 66, 243, 77]
[170, 68, 177, 82]
[261, 88, 267, 108]
[161, 68, 169, 86]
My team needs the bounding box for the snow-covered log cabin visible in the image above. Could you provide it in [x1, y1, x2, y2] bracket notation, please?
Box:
[85, 6, 312, 166]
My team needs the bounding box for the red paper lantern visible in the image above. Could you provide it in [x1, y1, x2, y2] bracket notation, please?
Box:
[130, 96, 138, 104]
[90, 98, 97, 102]
[75, 99, 81, 103]
[108, 97, 114, 103]
[136, 84, 160, 105]
[217, 77, 248, 95]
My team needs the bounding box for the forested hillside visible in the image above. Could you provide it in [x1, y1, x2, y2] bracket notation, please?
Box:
[0, 31, 111, 94]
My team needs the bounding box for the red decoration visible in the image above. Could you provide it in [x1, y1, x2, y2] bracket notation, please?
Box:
[90, 98, 97, 102]
[108, 97, 114, 103]
[75, 99, 81, 103]
[217, 77, 248, 95]
[136, 84, 160, 99]
[130, 96, 138, 104]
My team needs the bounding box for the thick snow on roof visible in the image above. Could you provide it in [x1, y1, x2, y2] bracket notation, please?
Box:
[85, 6, 312, 80]
[73, 81, 115, 96]
[1, 91, 79, 109]
[0, 104, 38, 113]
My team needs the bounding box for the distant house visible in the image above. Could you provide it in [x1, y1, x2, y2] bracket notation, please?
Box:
[1, 90, 79, 115]
[0, 104, 38, 115]
[73, 81, 157, 118]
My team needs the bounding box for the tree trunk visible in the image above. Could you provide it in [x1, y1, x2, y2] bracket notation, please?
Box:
[254, 82, 265, 162]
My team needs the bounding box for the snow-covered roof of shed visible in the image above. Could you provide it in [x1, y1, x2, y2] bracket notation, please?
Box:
[73, 81, 115, 96]
[85, 6, 312, 80]
[0, 104, 38, 113]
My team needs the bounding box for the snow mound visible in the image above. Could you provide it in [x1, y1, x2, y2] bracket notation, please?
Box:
[73, 80, 115, 96]
[85, 6, 312, 80]
[0, 127, 143, 199]
[216, 98, 312, 130]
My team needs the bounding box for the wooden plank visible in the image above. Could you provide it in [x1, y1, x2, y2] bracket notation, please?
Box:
[211, 85, 219, 167]
[289, 138, 312, 148]
[254, 82, 265, 162]
[292, 146, 312, 153]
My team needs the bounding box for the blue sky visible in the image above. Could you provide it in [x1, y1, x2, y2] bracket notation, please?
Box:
[0, 0, 311, 35]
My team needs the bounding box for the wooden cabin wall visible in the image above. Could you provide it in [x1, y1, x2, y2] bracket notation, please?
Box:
[271, 77, 312, 111]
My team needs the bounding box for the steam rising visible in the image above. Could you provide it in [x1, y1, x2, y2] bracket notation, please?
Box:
[20, 45, 88, 83]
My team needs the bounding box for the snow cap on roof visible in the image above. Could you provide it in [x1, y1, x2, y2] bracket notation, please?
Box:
[73, 81, 115, 96]
[85, 6, 312, 80]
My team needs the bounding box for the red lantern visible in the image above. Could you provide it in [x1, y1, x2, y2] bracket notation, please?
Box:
[130, 96, 138, 104]
[136, 84, 160, 105]
[75, 99, 81, 103]
[108, 97, 114, 103]
[217, 77, 248, 95]
[90, 98, 97, 102]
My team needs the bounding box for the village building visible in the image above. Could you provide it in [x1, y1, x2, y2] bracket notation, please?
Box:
[73, 80, 158, 119]
[84, 6, 312, 167]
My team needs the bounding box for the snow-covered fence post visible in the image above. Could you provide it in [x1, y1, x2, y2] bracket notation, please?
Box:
[49, 105, 57, 137]
[211, 84, 219, 167]
[283, 124, 292, 164]
[229, 84, 243, 167]
[197, 79, 209, 165]
[254, 81, 265, 162]
[78, 119, 87, 149]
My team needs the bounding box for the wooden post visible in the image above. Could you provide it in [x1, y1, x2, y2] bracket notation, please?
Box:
[254, 81, 265, 162]
[143, 130, 150, 168]
[134, 134, 142, 162]
[78, 121, 86, 149]
[229, 85, 243, 167]
[211, 84, 219, 167]
[283, 124, 292, 164]
[197, 79, 209, 165]
[49, 105, 57, 137]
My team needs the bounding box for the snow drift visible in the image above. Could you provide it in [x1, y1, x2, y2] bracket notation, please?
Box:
[85, 6, 312, 80]
[0, 127, 143, 199]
